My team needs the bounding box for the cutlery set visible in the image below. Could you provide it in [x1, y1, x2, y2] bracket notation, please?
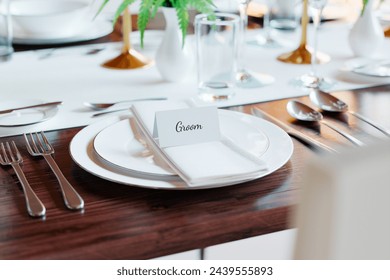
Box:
[0, 131, 84, 218]
[309, 90, 390, 137]
[252, 108, 337, 154]
[36, 46, 106, 60]
[84, 97, 168, 117]
[253, 89, 389, 152]
[286, 100, 365, 146]
[0, 101, 63, 115]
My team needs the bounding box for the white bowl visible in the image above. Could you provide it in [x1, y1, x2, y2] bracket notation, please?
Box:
[10, 0, 90, 39]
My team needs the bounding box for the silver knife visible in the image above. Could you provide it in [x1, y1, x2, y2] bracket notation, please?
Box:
[251, 107, 337, 153]
[0, 101, 63, 115]
[92, 108, 130, 117]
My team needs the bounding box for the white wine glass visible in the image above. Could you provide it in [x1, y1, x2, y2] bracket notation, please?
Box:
[253, 0, 283, 48]
[296, 0, 333, 89]
[236, 0, 275, 88]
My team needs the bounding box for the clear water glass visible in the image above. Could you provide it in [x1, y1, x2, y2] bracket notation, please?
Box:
[0, 0, 13, 61]
[295, 0, 333, 89]
[195, 13, 240, 101]
[270, 0, 298, 31]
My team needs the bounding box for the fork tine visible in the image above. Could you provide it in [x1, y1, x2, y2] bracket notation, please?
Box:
[31, 132, 43, 153]
[1, 142, 10, 162]
[0, 143, 5, 164]
[35, 132, 47, 153]
[40, 131, 53, 153]
[23, 133, 36, 155]
[6, 142, 17, 162]
[11, 141, 22, 161]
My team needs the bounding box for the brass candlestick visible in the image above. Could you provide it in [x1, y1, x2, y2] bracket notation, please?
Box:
[277, 0, 329, 64]
[102, 7, 153, 70]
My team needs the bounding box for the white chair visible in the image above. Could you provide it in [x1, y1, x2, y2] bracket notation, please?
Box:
[293, 140, 390, 259]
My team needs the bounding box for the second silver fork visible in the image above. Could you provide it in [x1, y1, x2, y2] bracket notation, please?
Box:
[24, 132, 84, 210]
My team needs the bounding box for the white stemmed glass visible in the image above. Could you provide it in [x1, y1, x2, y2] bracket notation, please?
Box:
[297, 0, 333, 89]
[236, 0, 275, 88]
[253, 0, 282, 48]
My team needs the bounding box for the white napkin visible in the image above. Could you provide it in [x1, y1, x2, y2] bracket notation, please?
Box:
[130, 100, 267, 187]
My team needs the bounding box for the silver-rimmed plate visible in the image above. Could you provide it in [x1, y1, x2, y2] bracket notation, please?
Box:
[93, 111, 270, 180]
[70, 110, 293, 190]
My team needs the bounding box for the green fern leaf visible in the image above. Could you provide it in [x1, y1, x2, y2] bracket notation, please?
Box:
[151, 0, 166, 17]
[361, 0, 369, 15]
[188, 0, 214, 14]
[94, 0, 111, 20]
[138, 0, 154, 48]
[174, 0, 189, 47]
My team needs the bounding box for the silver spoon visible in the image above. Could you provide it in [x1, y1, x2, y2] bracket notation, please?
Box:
[287, 100, 365, 146]
[309, 89, 390, 137]
[84, 97, 168, 111]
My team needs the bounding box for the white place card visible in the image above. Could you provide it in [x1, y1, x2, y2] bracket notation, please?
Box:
[153, 106, 221, 148]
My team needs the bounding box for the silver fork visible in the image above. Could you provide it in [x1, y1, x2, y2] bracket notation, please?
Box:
[0, 141, 46, 217]
[24, 132, 84, 210]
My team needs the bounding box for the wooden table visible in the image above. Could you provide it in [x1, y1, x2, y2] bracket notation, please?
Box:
[2, 13, 390, 259]
[1, 85, 389, 259]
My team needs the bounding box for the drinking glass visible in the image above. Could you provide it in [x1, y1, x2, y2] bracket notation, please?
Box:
[269, 0, 298, 31]
[195, 13, 240, 101]
[296, 0, 333, 89]
[236, 0, 275, 88]
[0, 0, 13, 61]
[253, 0, 282, 47]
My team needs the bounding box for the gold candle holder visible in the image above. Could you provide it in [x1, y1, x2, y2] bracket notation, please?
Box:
[385, 26, 390, 37]
[277, 0, 329, 65]
[102, 7, 153, 70]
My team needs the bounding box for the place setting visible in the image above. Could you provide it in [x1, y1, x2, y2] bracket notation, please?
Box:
[70, 100, 294, 190]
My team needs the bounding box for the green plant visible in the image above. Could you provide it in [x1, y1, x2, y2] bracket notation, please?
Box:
[361, 0, 384, 16]
[361, 0, 369, 15]
[97, 0, 215, 47]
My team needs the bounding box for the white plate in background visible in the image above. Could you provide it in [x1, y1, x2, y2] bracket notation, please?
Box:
[0, 99, 59, 126]
[338, 58, 390, 85]
[12, 19, 113, 45]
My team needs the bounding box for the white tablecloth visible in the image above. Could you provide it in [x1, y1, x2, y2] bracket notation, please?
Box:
[1, 22, 389, 137]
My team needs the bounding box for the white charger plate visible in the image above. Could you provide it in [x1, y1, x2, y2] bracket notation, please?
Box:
[0, 99, 59, 127]
[12, 19, 113, 45]
[70, 110, 293, 190]
[93, 111, 270, 179]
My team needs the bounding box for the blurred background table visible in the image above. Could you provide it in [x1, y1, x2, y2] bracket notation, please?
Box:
[1, 2, 390, 259]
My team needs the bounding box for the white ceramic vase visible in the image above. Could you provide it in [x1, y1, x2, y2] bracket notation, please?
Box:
[155, 7, 193, 82]
[348, 0, 384, 58]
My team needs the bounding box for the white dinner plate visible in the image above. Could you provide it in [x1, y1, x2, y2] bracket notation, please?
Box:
[339, 58, 390, 84]
[12, 19, 113, 45]
[0, 99, 59, 127]
[70, 110, 293, 190]
[93, 111, 270, 179]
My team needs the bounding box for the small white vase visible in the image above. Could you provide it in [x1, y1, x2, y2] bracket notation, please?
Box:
[348, 0, 384, 58]
[155, 7, 193, 82]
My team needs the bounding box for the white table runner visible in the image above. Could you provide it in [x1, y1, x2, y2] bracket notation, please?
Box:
[1, 22, 389, 137]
